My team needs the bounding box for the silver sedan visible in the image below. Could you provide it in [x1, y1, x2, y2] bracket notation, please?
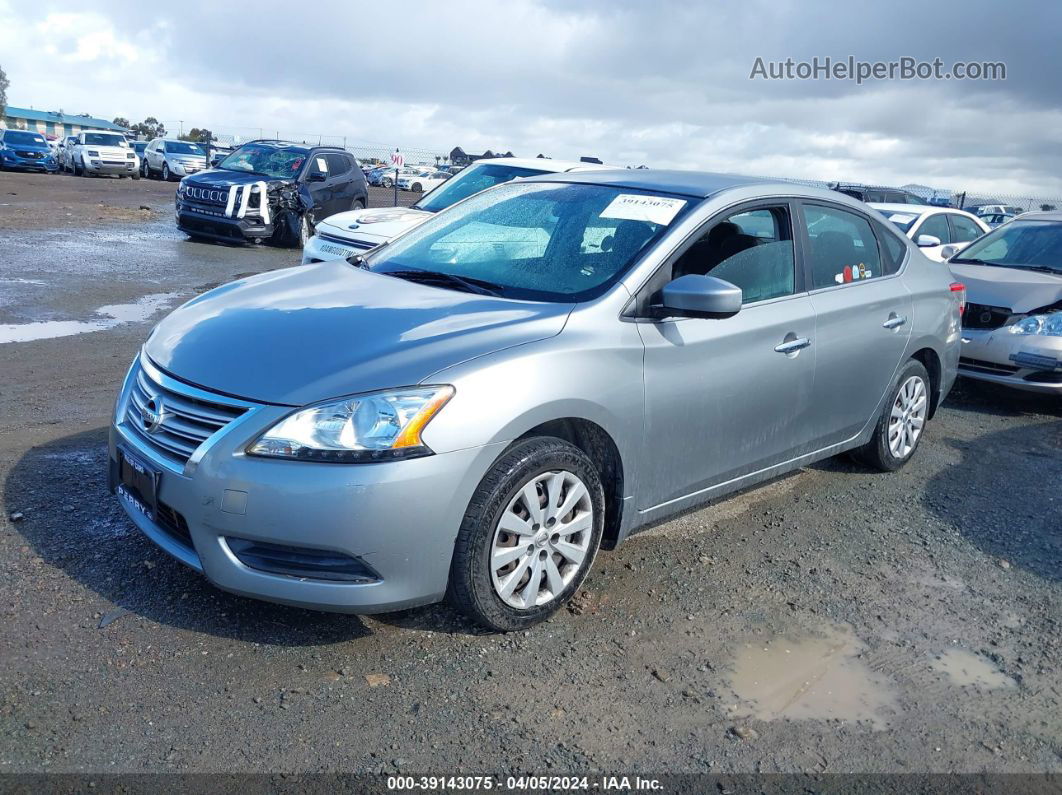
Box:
[109, 171, 963, 630]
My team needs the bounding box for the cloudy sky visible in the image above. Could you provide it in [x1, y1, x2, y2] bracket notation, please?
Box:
[2, 0, 1060, 197]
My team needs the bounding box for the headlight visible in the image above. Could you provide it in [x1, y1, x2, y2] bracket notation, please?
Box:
[248, 386, 454, 462]
[127, 152, 135, 159]
[87, 150, 99, 157]
[1006, 311, 1062, 337]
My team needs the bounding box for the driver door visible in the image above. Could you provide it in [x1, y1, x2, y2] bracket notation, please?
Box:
[637, 201, 817, 509]
[302, 154, 332, 219]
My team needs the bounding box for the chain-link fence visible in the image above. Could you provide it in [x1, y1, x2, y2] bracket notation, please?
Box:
[202, 126, 1062, 212]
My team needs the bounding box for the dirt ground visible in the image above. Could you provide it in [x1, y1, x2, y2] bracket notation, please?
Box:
[0, 171, 1059, 781]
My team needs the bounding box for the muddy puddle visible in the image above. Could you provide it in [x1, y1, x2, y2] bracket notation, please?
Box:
[0, 292, 178, 344]
[727, 625, 898, 729]
[931, 649, 1016, 689]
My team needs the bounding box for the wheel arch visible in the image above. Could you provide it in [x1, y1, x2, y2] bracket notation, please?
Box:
[515, 417, 625, 550]
[910, 346, 943, 418]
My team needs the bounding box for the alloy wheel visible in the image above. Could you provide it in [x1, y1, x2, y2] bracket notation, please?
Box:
[490, 470, 593, 609]
[888, 375, 927, 459]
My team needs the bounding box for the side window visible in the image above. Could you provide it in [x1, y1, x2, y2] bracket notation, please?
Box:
[804, 204, 883, 288]
[874, 221, 907, 275]
[671, 206, 796, 304]
[325, 153, 350, 175]
[949, 214, 983, 243]
[310, 155, 329, 178]
[915, 214, 951, 244]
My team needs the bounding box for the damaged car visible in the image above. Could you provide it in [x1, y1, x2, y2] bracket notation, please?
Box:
[175, 140, 368, 246]
[947, 211, 1062, 393]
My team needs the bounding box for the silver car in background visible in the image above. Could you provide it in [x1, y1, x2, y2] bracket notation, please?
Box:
[947, 211, 1062, 393]
[109, 171, 962, 630]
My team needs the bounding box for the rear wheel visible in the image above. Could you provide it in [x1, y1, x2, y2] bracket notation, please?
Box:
[381, 176, 392, 188]
[411, 182, 422, 192]
[351, 198, 365, 211]
[853, 359, 930, 471]
[448, 437, 604, 631]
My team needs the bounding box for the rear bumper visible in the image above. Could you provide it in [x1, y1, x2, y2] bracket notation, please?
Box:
[959, 328, 1062, 393]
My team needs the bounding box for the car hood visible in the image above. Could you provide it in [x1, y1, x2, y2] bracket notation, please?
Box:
[316, 206, 432, 245]
[949, 262, 1062, 313]
[146, 260, 572, 405]
[183, 168, 290, 189]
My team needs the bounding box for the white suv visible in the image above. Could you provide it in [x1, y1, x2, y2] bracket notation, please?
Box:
[71, 131, 139, 178]
[303, 158, 610, 264]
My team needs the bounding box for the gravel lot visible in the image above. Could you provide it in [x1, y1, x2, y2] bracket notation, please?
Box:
[0, 172, 1059, 778]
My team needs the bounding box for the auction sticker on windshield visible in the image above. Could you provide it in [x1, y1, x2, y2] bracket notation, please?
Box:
[601, 194, 687, 225]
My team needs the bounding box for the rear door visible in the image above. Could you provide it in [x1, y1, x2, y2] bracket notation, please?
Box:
[324, 153, 357, 216]
[800, 201, 913, 447]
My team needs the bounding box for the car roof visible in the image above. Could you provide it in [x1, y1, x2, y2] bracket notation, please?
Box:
[472, 157, 618, 173]
[1010, 210, 1062, 222]
[523, 168, 849, 200]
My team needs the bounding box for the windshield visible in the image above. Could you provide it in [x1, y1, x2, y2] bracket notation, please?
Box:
[165, 141, 205, 156]
[952, 220, 1062, 272]
[83, 133, 127, 147]
[5, 131, 47, 146]
[218, 144, 308, 178]
[415, 163, 550, 213]
[364, 181, 692, 302]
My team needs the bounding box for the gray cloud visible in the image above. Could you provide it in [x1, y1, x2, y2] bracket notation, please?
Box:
[5, 0, 1061, 197]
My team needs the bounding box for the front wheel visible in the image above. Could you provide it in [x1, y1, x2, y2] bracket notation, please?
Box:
[298, 213, 314, 246]
[448, 437, 605, 632]
[853, 359, 931, 471]
[162, 163, 171, 181]
[381, 177, 392, 188]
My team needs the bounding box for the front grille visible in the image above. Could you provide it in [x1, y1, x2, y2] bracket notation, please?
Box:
[124, 362, 248, 464]
[959, 356, 1021, 376]
[962, 302, 1012, 330]
[16, 150, 43, 159]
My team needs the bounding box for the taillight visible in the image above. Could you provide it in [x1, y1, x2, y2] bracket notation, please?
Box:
[949, 282, 966, 315]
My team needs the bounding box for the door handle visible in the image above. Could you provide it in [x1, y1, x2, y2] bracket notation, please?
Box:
[883, 314, 907, 330]
[774, 337, 812, 354]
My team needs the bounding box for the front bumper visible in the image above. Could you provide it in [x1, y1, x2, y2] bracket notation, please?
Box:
[84, 158, 137, 175]
[108, 357, 503, 613]
[959, 327, 1062, 393]
[301, 232, 376, 264]
[176, 199, 274, 243]
[2, 152, 58, 172]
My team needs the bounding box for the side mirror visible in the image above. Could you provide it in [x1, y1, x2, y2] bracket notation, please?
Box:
[657, 274, 742, 319]
[916, 234, 942, 248]
[939, 244, 960, 261]
[307, 171, 327, 183]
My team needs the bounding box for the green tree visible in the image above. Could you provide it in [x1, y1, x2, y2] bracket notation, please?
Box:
[182, 127, 213, 143]
[130, 117, 166, 139]
[112, 116, 131, 129]
[0, 64, 9, 121]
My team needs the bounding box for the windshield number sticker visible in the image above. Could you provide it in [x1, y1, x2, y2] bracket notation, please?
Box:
[601, 194, 687, 226]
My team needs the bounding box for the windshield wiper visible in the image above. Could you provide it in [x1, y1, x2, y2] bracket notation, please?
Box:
[1011, 264, 1062, 275]
[384, 269, 504, 297]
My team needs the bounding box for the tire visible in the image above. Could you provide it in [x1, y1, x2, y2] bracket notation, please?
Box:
[132, 169, 140, 180]
[351, 198, 365, 211]
[853, 359, 931, 472]
[448, 437, 605, 632]
[381, 176, 392, 188]
[298, 214, 313, 247]
[74, 158, 83, 176]
[142, 159, 150, 179]
[162, 163, 171, 181]
[411, 182, 422, 192]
